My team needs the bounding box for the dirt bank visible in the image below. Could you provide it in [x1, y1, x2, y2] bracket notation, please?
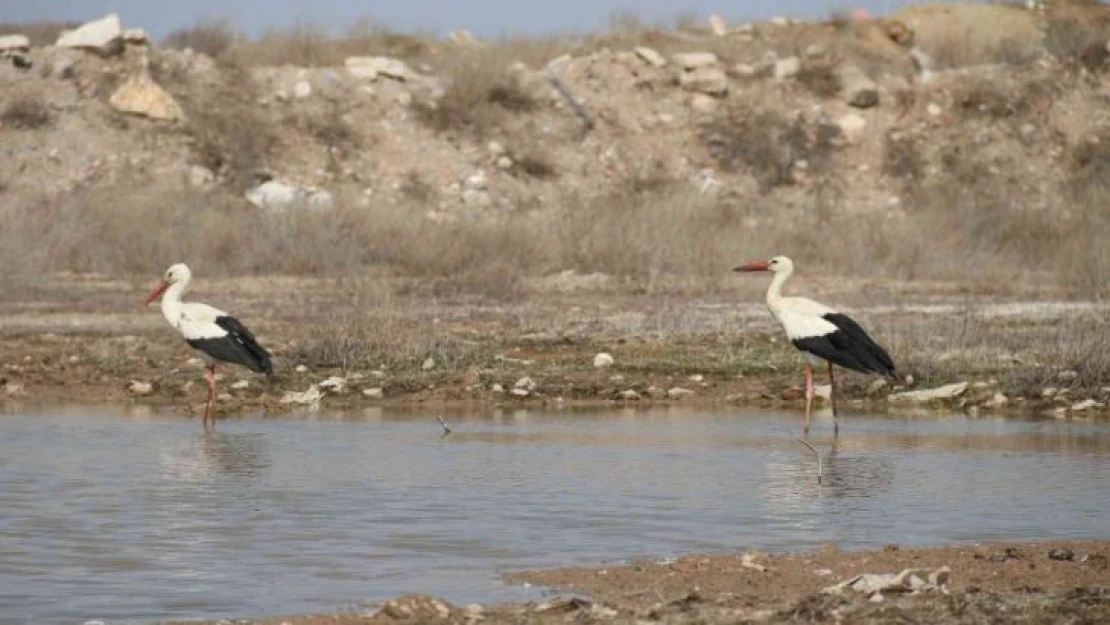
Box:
[167, 540, 1110, 624]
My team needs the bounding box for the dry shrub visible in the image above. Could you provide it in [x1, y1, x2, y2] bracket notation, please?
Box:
[0, 21, 79, 46]
[226, 20, 432, 68]
[1061, 134, 1110, 296]
[701, 99, 840, 190]
[795, 63, 841, 98]
[882, 132, 924, 182]
[179, 67, 277, 189]
[291, 297, 487, 371]
[162, 19, 240, 58]
[413, 47, 537, 136]
[1, 92, 50, 129]
[1043, 17, 1100, 61]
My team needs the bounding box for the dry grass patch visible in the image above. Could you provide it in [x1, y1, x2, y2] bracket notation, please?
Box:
[1, 92, 51, 129]
[413, 47, 538, 137]
[162, 19, 241, 58]
[225, 20, 433, 68]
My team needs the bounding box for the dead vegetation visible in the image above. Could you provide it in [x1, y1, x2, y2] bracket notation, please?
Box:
[1, 92, 51, 129]
[162, 19, 241, 58]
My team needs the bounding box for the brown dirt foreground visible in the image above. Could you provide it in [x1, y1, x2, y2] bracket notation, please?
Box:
[170, 540, 1110, 625]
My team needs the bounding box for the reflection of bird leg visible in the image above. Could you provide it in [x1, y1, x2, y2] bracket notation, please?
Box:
[828, 361, 839, 438]
[804, 363, 814, 436]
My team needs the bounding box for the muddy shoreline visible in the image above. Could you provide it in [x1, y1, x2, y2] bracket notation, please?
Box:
[165, 540, 1110, 624]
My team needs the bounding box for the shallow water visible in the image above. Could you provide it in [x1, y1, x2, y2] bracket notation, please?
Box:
[2, 406, 1109, 624]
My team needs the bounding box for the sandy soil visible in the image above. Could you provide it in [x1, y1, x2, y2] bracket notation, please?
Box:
[167, 540, 1110, 624]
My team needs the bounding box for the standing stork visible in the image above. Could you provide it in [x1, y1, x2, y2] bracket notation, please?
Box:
[144, 263, 273, 428]
[734, 256, 897, 436]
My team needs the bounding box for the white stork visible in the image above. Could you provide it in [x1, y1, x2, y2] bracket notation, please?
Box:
[734, 255, 897, 436]
[144, 263, 273, 428]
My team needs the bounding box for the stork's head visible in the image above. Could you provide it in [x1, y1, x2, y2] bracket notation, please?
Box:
[144, 263, 191, 305]
[733, 255, 793, 274]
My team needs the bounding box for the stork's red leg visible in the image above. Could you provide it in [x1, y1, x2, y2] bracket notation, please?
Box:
[828, 361, 839, 438]
[204, 364, 217, 428]
[804, 363, 814, 435]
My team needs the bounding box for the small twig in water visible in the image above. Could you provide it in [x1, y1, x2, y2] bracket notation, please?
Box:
[437, 415, 452, 436]
[796, 438, 823, 484]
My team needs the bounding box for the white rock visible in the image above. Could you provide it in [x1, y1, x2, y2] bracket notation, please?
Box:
[496, 155, 514, 169]
[318, 376, 347, 393]
[634, 46, 667, 67]
[344, 56, 411, 81]
[773, 56, 801, 80]
[836, 112, 867, 143]
[421, 357, 436, 371]
[888, 382, 969, 404]
[732, 63, 758, 77]
[293, 81, 312, 99]
[230, 380, 250, 390]
[465, 170, 488, 190]
[672, 52, 719, 70]
[510, 388, 530, 397]
[679, 67, 728, 96]
[689, 93, 719, 113]
[186, 165, 215, 189]
[618, 389, 641, 400]
[983, 392, 1009, 407]
[280, 385, 323, 407]
[363, 387, 384, 399]
[0, 35, 30, 53]
[667, 387, 695, 399]
[866, 378, 889, 396]
[128, 380, 153, 396]
[688, 374, 704, 382]
[491, 383, 505, 393]
[487, 140, 506, 156]
[56, 14, 123, 55]
[514, 376, 536, 391]
[814, 384, 832, 400]
[805, 43, 826, 58]
[295, 364, 308, 373]
[593, 352, 614, 368]
[1071, 399, 1104, 412]
[246, 181, 333, 212]
[926, 103, 943, 117]
[709, 14, 728, 37]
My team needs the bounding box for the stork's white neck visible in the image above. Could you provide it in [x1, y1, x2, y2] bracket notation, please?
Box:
[160, 279, 189, 329]
[765, 266, 792, 313]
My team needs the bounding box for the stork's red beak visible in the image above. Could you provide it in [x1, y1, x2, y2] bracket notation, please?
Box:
[144, 281, 169, 306]
[733, 260, 771, 272]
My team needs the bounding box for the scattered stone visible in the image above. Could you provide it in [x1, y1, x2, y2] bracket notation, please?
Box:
[836, 112, 867, 143]
[667, 387, 695, 399]
[983, 392, 1009, 407]
[56, 14, 124, 56]
[822, 566, 950, 597]
[510, 388, 530, 398]
[363, 387, 384, 399]
[926, 102, 943, 117]
[186, 165, 215, 189]
[294, 364, 308, 373]
[814, 384, 832, 401]
[230, 380, 250, 390]
[465, 171, 488, 191]
[672, 52, 719, 70]
[318, 376, 347, 393]
[618, 389, 641, 400]
[593, 352, 614, 368]
[679, 67, 729, 96]
[487, 141, 506, 156]
[293, 80, 312, 99]
[421, 357, 436, 371]
[514, 377, 536, 391]
[109, 72, 186, 121]
[344, 56, 411, 81]
[709, 14, 728, 37]
[773, 56, 801, 80]
[378, 595, 457, 621]
[837, 64, 879, 108]
[689, 93, 719, 113]
[1048, 548, 1075, 561]
[688, 374, 704, 382]
[804, 43, 826, 58]
[495, 156, 513, 170]
[490, 383, 505, 393]
[463, 604, 484, 619]
[1070, 399, 1103, 412]
[0, 34, 30, 54]
[732, 63, 758, 77]
[280, 385, 323, 407]
[1041, 387, 1058, 398]
[888, 382, 969, 404]
[634, 46, 667, 67]
[246, 181, 333, 212]
[128, 380, 153, 396]
[741, 553, 768, 572]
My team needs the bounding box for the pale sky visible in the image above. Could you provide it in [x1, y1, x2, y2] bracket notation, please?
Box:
[1, 1, 935, 40]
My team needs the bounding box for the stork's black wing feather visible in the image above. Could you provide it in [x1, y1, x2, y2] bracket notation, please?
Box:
[791, 313, 897, 378]
[187, 315, 274, 375]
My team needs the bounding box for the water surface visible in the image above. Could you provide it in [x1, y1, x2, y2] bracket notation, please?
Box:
[2, 406, 1109, 624]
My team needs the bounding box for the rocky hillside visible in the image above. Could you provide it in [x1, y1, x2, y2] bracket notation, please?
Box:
[2, 3, 1110, 295]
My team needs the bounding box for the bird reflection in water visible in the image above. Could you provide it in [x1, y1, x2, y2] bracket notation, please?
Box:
[199, 430, 270, 479]
[820, 437, 896, 499]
